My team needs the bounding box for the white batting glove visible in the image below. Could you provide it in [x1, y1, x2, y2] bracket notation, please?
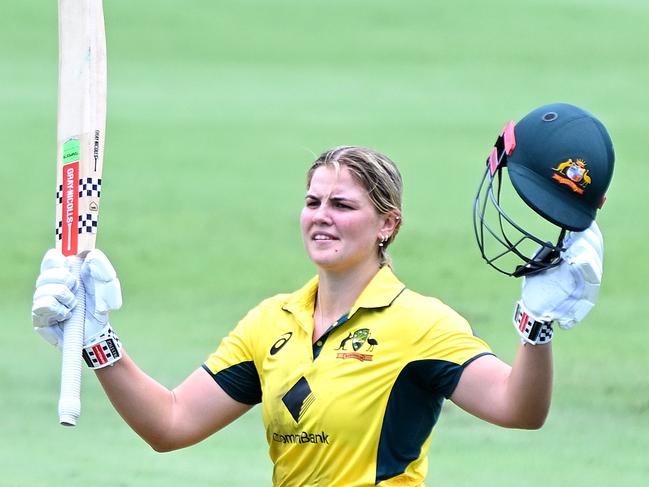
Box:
[513, 221, 603, 344]
[32, 249, 78, 335]
[32, 249, 123, 359]
[80, 249, 123, 337]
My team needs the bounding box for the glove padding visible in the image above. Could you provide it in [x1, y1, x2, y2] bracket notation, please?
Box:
[32, 249, 122, 349]
[519, 221, 603, 330]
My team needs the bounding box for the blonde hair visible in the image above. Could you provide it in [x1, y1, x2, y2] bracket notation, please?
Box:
[306, 146, 403, 266]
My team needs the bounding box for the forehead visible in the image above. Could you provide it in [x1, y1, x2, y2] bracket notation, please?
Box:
[307, 165, 367, 197]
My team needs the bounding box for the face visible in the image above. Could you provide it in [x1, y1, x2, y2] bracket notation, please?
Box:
[301, 165, 392, 274]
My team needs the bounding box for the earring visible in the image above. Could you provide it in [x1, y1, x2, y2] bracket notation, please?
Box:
[378, 235, 388, 247]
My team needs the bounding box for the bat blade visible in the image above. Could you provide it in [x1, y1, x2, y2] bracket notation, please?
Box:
[57, 0, 106, 256]
[56, 0, 107, 427]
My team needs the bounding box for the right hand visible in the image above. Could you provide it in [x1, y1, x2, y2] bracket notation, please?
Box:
[32, 249, 122, 349]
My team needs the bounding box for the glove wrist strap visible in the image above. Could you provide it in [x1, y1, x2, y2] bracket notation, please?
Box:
[82, 325, 123, 369]
[513, 301, 554, 345]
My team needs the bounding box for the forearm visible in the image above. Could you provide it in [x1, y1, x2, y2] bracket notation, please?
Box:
[502, 342, 553, 429]
[95, 352, 176, 450]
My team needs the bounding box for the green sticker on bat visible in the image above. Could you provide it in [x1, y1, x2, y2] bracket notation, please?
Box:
[62, 138, 80, 165]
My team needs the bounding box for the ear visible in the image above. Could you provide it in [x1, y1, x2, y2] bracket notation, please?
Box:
[378, 211, 400, 239]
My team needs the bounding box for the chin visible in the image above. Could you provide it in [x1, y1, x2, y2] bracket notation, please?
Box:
[310, 253, 374, 275]
[306, 249, 341, 269]
[309, 254, 341, 269]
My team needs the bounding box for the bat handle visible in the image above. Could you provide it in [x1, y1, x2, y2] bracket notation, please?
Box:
[58, 254, 86, 426]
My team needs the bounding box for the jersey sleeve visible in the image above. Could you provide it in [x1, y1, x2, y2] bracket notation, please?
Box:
[418, 301, 493, 398]
[202, 306, 264, 405]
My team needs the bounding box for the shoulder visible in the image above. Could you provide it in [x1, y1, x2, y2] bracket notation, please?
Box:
[236, 293, 293, 325]
[254, 293, 292, 312]
[387, 287, 492, 363]
[393, 288, 469, 327]
[211, 293, 294, 358]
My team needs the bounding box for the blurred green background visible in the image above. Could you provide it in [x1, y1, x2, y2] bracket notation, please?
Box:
[1, 0, 647, 485]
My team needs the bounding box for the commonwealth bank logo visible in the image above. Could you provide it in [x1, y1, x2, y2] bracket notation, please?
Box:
[282, 377, 315, 422]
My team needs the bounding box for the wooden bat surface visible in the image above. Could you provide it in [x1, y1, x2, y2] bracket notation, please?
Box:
[56, 0, 107, 426]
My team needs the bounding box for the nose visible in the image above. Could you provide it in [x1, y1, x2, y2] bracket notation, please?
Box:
[312, 203, 332, 225]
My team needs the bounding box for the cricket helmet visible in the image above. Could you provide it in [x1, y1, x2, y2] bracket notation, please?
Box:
[473, 103, 615, 277]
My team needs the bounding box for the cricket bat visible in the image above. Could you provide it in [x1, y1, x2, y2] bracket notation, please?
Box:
[56, 0, 107, 426]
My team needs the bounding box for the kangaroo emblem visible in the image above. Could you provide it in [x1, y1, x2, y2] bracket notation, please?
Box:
[334, 333, 353, 350]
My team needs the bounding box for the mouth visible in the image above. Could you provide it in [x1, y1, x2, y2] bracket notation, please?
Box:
[311, 232, 338, 241]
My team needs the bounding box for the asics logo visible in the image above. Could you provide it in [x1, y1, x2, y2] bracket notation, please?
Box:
[270, 332, 293, 355]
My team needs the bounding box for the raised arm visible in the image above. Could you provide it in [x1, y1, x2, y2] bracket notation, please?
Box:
[451, 222, 603, 429]
[95, 354, 251, 451]
[32, 249, 250, 451]
[451, 344, 552, 429]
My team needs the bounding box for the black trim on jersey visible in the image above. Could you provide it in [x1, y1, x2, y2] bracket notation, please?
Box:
[441, 351, 496, 401]
[201, 362, 262, 405]
[462, 352, 495, 369]
[375, 359, 464, 483]
[312, 313, 349, 360]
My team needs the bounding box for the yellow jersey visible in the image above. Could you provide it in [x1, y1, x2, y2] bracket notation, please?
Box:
[203, 266, 492, 486]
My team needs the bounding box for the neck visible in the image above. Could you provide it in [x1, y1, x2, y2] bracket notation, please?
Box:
[313, 260, 382, 340]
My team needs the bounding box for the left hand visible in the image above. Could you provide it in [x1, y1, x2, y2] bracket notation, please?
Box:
[32, 249, 122, 349]
[515, 221, 603, 340]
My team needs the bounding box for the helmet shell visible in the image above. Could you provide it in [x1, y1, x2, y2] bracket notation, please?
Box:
[507, 103, 615, 231]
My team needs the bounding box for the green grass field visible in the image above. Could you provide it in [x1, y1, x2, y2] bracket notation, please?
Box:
[2, 1, 648, 485]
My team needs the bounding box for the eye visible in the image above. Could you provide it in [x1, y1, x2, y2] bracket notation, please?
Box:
[305, 198, 319, 208]
[334, 202, 352, 210]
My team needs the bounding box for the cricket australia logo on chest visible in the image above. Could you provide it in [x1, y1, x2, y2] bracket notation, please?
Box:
[334, 328, 378, 362]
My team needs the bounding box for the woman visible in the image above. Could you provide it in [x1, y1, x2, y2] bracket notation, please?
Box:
[32, 146, 601, 486]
